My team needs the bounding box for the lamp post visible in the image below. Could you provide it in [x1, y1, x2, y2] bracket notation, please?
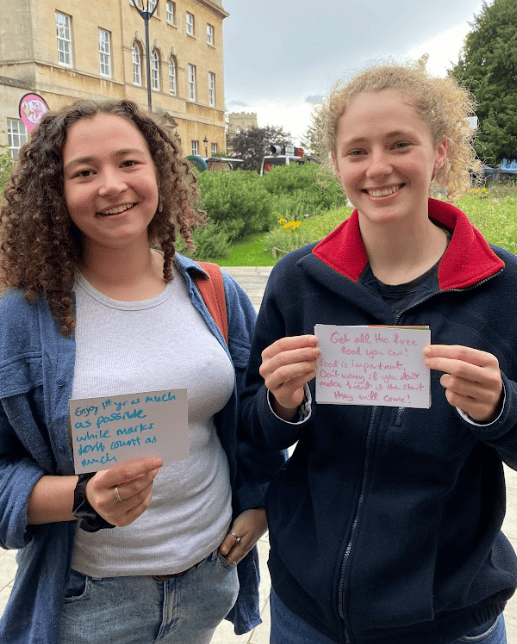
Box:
[203, 136, 209, 156]
[131, 0, 159, 113]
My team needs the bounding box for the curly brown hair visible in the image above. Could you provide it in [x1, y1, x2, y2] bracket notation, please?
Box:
[0, 99, 206, 335]
[318, 56, 482, 202]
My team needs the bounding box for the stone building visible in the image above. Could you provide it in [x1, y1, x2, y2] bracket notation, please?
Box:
[0, 0, 228, 158]
[227, 111, 258, 137]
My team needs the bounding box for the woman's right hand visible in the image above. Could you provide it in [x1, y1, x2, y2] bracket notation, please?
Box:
[259, 335, 320, 421]
[86, 457, 163, 527]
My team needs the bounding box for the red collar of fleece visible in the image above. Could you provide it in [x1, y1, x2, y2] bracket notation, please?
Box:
[312, 198, 504, 290]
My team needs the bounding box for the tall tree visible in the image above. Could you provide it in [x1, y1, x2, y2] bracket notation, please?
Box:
[450, 0, 517, 165]
[230, 126, 293, 171]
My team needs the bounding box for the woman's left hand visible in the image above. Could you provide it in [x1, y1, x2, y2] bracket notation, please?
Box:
[424, 344, 503, 423]
[219, 508, 267, 567]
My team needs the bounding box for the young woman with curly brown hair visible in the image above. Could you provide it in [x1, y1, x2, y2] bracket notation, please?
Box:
[240, 59, 516, 644]
[0, 99, 283, 644]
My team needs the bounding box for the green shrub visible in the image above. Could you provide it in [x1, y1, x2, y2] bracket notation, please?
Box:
[456, 189, 517, 254]
[262, 164, 347, 218]
[263, 207, 353, 256]
[196, 170, 273, 241]
[176, 222, 232, 260]
[0, 145, 14, 197]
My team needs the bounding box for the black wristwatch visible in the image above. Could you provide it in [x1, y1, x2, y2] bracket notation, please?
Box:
[72, 473, 116, 533]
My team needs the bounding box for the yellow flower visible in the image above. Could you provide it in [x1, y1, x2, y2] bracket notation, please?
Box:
[278, 218, 287, 224]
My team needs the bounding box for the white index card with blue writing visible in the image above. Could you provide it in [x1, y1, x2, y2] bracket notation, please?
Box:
[70, 388, 189, 474]
[315, 325, 431, 408]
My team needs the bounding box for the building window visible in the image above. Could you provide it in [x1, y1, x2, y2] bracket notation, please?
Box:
[188, 64, 196, 101]
[166, 1, 175, 23]
[211, 142, 218, 155]
[208, 72, 215, 107]
[98, 29, 111, 78]
[7, 119, 28, 159]
[186, 12, 194, 36]
[191, 140, 199, 156]
[151, 49, 160, 91]
[132, 42, 142, 86]
[207, 24, 214, 46]
[169, 57, 176, 95]
[148, 0, 157, 12]
[55, 11, 73, 67]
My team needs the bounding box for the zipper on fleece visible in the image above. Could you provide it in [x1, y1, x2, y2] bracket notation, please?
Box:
[337, 406, 378, 643]
[394, 271, 503, 324]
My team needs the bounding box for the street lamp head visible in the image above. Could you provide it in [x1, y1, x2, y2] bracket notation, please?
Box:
[131, 0, 159, 18]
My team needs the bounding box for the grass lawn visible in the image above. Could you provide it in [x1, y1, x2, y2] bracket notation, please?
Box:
[199, 233, 276, 267]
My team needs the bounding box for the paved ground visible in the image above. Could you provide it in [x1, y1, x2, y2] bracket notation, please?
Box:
[1, 266, 517, 643]
[223, 265, 273, 312]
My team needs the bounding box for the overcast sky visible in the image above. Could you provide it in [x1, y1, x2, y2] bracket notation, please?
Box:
[222, 0, 486, 145]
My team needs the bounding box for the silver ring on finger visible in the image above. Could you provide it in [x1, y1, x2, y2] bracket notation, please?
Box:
[114, 486, 122, 503]
[230, 531, 242, 543]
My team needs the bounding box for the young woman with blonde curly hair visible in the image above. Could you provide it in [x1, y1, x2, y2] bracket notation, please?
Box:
[241, 59, 516, 643]
[0, 99, 283, 644]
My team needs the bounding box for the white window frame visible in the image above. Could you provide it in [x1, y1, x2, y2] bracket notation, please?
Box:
[208, 72, 215, 107]
[186, 12, 194, 36]
[132, 42, 142, 86]
[55, 11, 73, 67]
[191, 140, 199, 156]
[169, 57, 176, 95]
[207, 24, 214, 46]
[98, 28, 111, 78]
[166, 1, 175, 24]
[148, 0, 157, 12]
[211, 142, 218, 156]
[7, 119, 28, 159]
[151, 49, 160, 91]
[188, 64, 196, 102]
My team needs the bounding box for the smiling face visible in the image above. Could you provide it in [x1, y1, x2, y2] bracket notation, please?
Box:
[62, 113, 159, 257]
[332, 89, 447, 231]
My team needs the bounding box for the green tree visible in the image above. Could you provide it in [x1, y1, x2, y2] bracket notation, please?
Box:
[230, 125, 293, 171]
[450, 0, 517, 164]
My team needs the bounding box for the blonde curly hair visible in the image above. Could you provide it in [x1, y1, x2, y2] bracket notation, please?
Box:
[319, 56, 481, 202]
[0, 99, 206, 335]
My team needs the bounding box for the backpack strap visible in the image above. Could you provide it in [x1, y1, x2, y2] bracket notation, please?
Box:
[194, 261, 229, 344]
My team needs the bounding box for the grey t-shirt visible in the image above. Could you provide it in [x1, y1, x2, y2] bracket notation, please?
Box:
[71, 269, 234, 577]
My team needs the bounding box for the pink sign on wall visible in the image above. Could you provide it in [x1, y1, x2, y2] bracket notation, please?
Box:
[19, 93, 49, 132]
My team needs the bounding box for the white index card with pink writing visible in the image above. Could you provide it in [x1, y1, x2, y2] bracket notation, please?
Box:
[70, 388, 189, 474]
[314, 325, 431, 408]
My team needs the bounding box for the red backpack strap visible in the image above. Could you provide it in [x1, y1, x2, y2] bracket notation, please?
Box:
[194, 262, 229, 344]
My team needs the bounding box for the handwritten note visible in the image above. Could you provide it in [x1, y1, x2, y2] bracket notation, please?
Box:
[70, 389, 189, 474]
[315, 325, 431, 408]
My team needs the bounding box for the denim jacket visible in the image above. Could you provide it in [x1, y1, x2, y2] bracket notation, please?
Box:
[0, 255, 284, 643]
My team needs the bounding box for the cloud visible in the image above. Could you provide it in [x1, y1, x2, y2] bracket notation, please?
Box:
[226, 99, 248, 108]
[305, 95, 324, 104]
